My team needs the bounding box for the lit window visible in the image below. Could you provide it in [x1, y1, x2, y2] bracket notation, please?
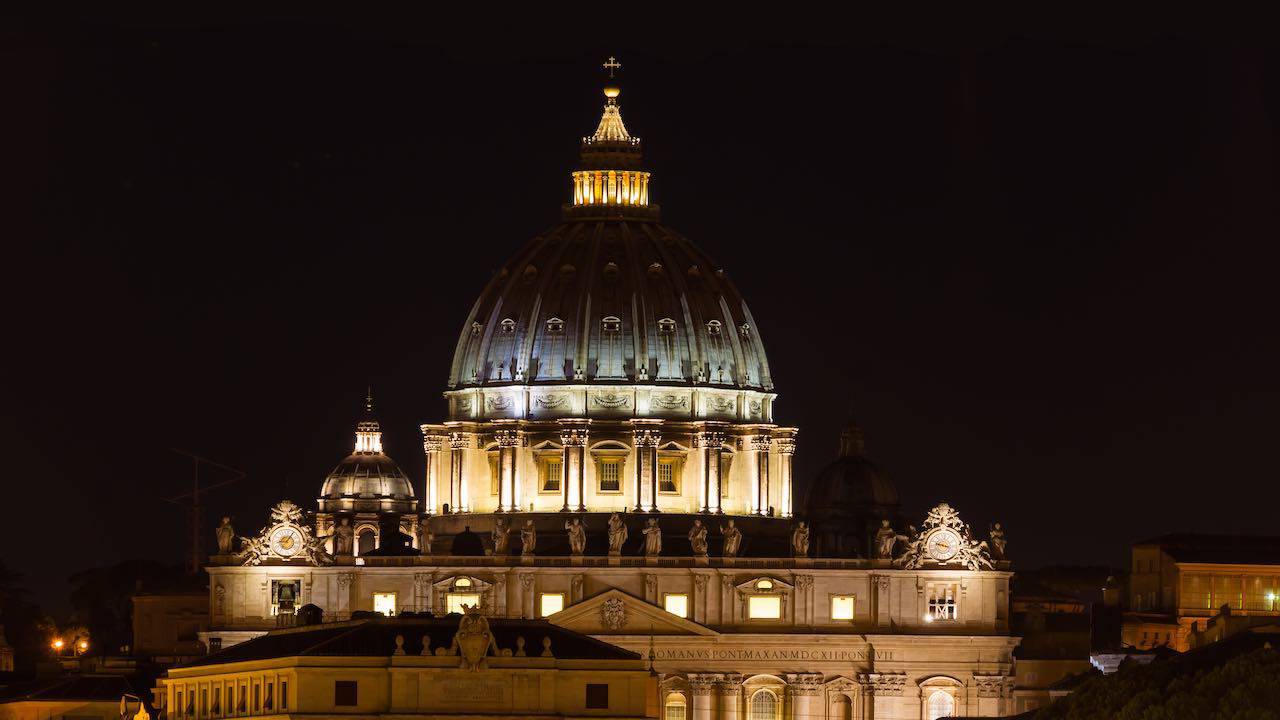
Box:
[658, 460, 678, 493]
[831, 595, 855, 621]
[455, 577, 472, 588]
[926, 690, 955, 720]
[926, 583, 958, 622]
[748, 689, 779, 720]
[447, 593, 482, 614]
[598, 459, 622, 492]
[488, 451, 500, 495]
[664, 594, 689, 618]
[543, 459, 562, 492]
[748, 595, 781, 619]
[373, 593, 397, 617]
[665, 693, 687, 720]
[539, 593, 565, 617]
[756, 579, 774, 590]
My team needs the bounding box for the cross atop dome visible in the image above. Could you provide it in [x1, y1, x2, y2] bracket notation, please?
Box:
[590, 56, 633, 144]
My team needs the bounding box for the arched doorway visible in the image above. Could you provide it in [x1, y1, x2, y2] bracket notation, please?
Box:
[926, 690, 955, 720]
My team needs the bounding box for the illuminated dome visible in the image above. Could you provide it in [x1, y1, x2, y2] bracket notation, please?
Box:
[318, 394, 416, 514]
[804, 423, 902, 557]
[445, 81, 774, 422]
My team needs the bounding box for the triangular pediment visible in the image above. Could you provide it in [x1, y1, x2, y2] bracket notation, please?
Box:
[549, 588, 718, 637]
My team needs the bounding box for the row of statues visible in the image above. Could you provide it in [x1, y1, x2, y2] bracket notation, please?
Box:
[221, 510, 1007, 563]
[483, 514, 812, 559]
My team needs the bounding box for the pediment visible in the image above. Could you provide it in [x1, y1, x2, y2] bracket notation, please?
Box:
[550, 588, 718, 637]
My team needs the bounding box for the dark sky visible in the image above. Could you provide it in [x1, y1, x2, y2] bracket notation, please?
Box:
[5, 20, 1279, 614]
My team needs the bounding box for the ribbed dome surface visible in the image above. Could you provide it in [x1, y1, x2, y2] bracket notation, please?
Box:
[447, 219, 773, 392]
[320, 453, 415, 502]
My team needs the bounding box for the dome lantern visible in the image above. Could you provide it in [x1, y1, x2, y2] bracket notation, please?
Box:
[570, 57, 654, 219]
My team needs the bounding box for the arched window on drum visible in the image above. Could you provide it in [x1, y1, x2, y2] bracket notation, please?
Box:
[664, 692, 687, 720]
[748, 689, 780, 720]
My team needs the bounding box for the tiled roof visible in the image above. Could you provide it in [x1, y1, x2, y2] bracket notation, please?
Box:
[181, 615, 638, 668]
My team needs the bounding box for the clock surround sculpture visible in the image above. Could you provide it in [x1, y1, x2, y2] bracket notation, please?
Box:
[238, 500, 334, 567]
[894, 502, 992, 571]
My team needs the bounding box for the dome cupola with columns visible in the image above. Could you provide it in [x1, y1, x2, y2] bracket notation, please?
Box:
[422, 59, 796, 540]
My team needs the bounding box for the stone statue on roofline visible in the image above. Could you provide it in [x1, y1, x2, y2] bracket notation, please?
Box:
[565, 517, 587, 555]
[720, 519, 742, 558]
[642, 518, 662, 556]
[688, 519, 709, 556]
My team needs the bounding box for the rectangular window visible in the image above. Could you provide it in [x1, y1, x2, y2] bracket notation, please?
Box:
[748, 595, 782, 619]
[719, 455, 733, 498]
[264, 682, 273, 710]
[586, 683, 610, 709]
[926, 583, 959, 621]
[542, 459, 562, 492]
[539, 592, 565, 617]
[489, 452, 500, 495]
[334, 680, 358, 707]
[598, 459, 622, 492]
[658, 460, 678, 493]
[201, 688, 209, 715]
[280, 681, 288, 710]
[176, 691, 183, 717]
[831, 595, 855, 621]
[253, 684, 261, 712]
[664, 593, 689, 618]
[447, 592, 482, 614]
[373, 592, 397, 616]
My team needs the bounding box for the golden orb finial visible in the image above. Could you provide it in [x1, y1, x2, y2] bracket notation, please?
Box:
[603, 85, 620, 99]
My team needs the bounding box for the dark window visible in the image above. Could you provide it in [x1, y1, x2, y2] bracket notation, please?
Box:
[280, 681, 288, 710]
[335, 680, 358, 706]
[586, 683, 609, 709]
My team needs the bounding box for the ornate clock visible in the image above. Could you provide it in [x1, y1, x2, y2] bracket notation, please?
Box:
[926, 528, 962, 562]
[269, 525, 304, 558]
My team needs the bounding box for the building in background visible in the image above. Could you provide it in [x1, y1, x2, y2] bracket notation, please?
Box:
[1124, 534, 1280, 651]
[131, 592, 209, 664]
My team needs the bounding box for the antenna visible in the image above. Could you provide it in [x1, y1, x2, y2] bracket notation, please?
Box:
[166, 449, 247, 574]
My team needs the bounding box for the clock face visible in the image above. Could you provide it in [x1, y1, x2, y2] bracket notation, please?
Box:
[269, 525, 304, 557]
[927, 529, 961, 562]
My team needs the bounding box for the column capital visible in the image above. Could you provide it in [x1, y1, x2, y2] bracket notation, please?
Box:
[423, 435, 447, 453]
[633, 428, 662, 447]
[749, 435, 773, 452]
[495, 428, 523, 447]
[772, 436, 796, 455]
[559, 427, 589, 446]
[859, 673, 907, 697]
[448, 432, 473, 450]
[693, 430, 727, 448]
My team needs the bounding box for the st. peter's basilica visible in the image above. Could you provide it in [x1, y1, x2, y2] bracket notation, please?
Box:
[199, 62, 1020, 720]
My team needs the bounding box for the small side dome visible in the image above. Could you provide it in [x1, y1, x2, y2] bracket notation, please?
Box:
[318, 392, 416, 515]
[804, 422, 901, 558]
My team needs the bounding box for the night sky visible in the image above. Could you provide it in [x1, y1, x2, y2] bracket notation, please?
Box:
[6, 20, 1279, 613]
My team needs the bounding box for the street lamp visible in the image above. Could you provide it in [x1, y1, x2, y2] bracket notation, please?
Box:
[50, 638, 64, 655]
